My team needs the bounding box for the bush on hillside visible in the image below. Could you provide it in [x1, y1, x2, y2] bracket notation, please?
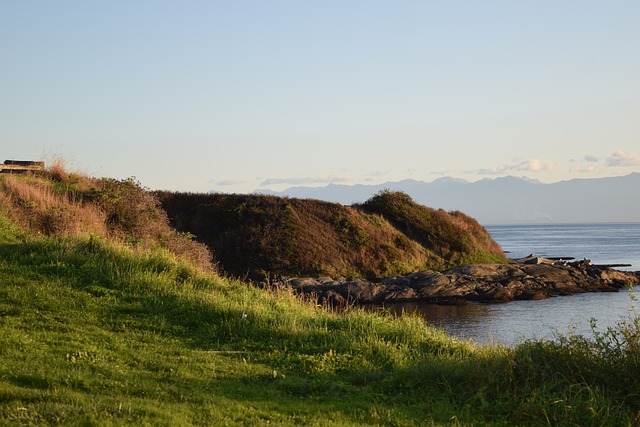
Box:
[0, 174, 107, 237]
[360, 190, 506, 268]
[0, 172, 214, 273]
[157, 192, 436, 279]
[158, 190, 505, 280]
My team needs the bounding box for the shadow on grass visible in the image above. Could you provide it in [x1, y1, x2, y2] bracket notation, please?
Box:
[2, 238, 639, 425]
[0, 239, 466, 424]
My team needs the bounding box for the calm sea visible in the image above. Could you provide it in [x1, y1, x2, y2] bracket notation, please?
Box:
[487, 223, 640, 271]
[378, 223, 640, 346]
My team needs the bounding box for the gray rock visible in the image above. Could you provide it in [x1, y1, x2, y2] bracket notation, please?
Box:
[278, 261, 639, 305]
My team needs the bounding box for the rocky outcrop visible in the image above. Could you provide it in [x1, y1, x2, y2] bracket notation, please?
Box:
[268, 259, 639, 305]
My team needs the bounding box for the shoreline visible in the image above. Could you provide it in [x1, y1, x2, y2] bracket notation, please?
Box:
[264, 257, 640, 306]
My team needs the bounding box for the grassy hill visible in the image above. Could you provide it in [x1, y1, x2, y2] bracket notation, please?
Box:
[1, 169, 640, 425]
[0, 168, 212, 271]
[0, 162, 506, 280]
[157, 190, 506, 280]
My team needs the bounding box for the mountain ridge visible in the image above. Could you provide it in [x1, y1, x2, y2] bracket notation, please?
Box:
[249, 173, 640, 225]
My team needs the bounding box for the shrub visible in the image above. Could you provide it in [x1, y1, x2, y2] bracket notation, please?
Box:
[0, 174, 107, 237]
[45, 157, 70, 183]
[360, 190, 506, 268]
[0, 173, 215, 273]
[158, 190, 505, 279]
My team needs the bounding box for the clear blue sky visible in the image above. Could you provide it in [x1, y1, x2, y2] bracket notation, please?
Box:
[2, 1, 639, 193]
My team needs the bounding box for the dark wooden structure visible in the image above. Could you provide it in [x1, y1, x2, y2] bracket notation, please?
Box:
[0, 160, 45, 173]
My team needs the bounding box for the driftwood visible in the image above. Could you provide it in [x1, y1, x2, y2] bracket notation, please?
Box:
[593, 264, 633, 268]
[512, 256, 633, 269]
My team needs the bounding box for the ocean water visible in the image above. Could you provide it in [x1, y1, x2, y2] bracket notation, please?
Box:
[378, 223, 640, 345]
[486, 223, 640, 271]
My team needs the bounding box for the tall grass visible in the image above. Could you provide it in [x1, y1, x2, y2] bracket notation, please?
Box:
[0, 174, 107, 236]
[0, 230, 462, 425]
[1, 220, 640, 425]
[45, 156, 71, 183]
[0, 171, 214, 273]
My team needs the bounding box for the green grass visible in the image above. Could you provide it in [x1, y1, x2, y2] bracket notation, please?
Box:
[1, 217, 640, 425]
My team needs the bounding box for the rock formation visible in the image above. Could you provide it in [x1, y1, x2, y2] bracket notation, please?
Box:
[267, 257, 639, 306]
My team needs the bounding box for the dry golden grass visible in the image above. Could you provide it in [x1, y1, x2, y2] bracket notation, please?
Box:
[0, 166, 215, 273]
[0, 174, 107, 237]
[46, 156, 71, 183]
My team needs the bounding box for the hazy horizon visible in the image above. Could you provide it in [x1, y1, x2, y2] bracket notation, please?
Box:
[251, 171, 639, 192]
[2, 2, 639, 193]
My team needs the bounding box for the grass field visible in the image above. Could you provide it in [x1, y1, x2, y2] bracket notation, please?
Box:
[1, 213, 640, 426]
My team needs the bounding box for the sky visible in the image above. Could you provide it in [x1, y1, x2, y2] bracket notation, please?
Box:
[2, 1, 639, 193]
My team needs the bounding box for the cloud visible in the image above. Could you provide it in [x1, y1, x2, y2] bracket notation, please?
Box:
[606, 151, 640, 167]
[260, 175, 352, 187]
[584, 155, 599, 163]
[569, 164, 600, 174]
[568, 154, 608, 173]
[477, 167, 507, 175]
[515, 159, 555, 172]
[477, 159, 555, 175]
[364, 170, 389, 182]
[213, 179, 246, 186]
[367, 170, 389, 178]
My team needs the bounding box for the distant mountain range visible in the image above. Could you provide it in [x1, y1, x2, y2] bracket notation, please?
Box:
[251, 173, 640, 225]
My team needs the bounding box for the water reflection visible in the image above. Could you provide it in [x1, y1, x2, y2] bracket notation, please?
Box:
[364, 286, 640, 346]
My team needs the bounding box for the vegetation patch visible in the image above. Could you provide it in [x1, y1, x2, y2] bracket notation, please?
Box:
[0, 170, 639, 425]
[1, 215, 640, 425]
[0, 170, 213, 272]
[359, 190, 506, 268]
[158, 190, 507, 279]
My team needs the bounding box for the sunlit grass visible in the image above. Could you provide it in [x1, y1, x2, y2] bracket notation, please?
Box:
[1, 218, 639, 425]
